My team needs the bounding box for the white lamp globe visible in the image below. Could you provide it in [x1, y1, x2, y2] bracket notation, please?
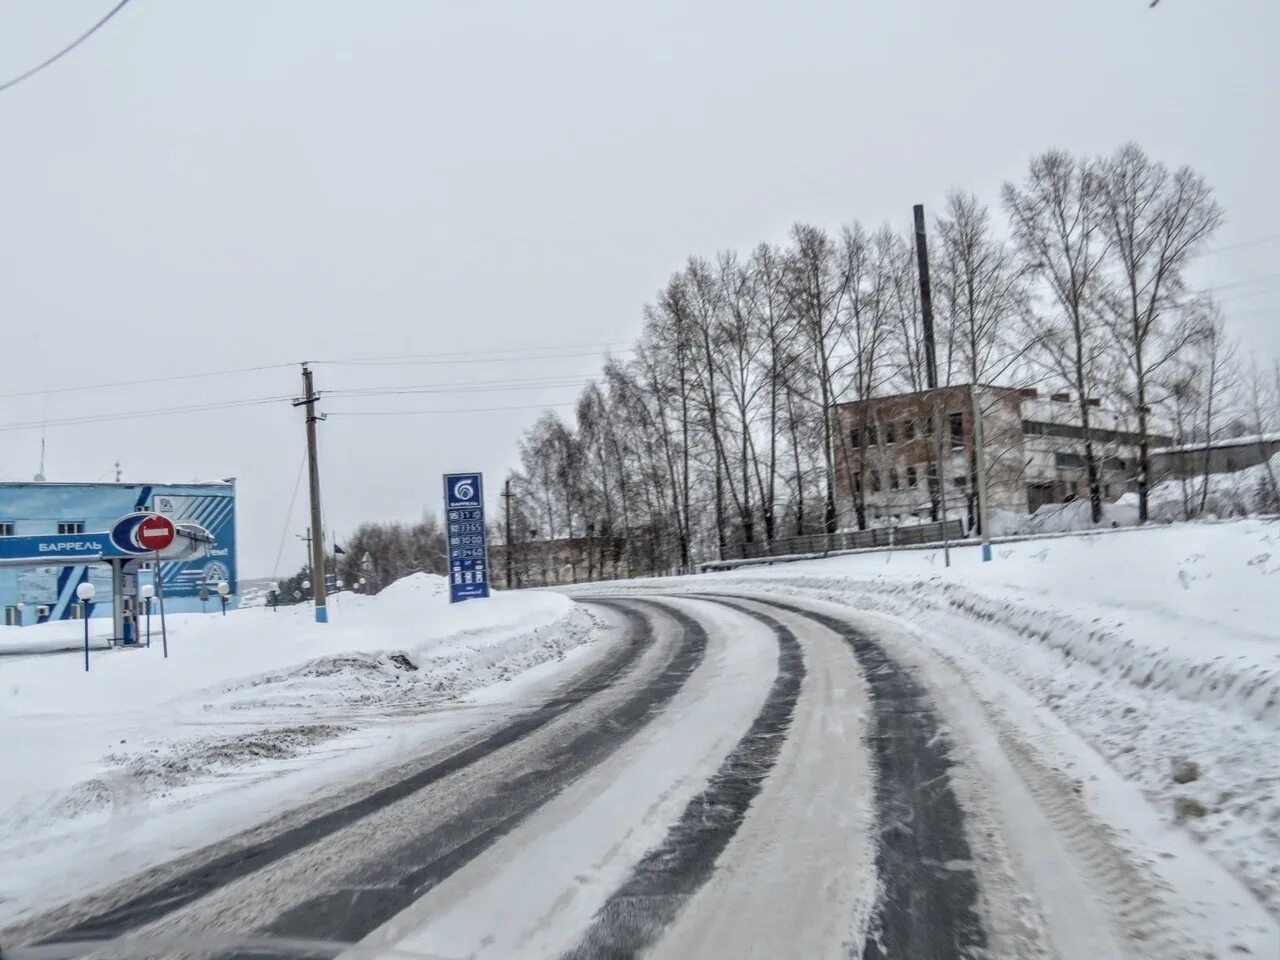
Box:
[216, 581, 230, 597]
[141, 585, 155, 600]
[76, 583, 96, 602]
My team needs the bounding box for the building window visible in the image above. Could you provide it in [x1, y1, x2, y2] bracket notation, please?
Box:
[902, 420, 915, 441]
[58, 521, 86, 535]
[866, 424, 879, 446]
[0, 521, 15, 537]
[953, 475, 967, 488]
[906, 466, 918, 488]
[889, 468, 900, 490]
[949, 413, 965, 448]
[870, 470, 881, 492]
[850, 427, 861, 449]
[885, 422, 897, 445]
[923, 416, 934, 436]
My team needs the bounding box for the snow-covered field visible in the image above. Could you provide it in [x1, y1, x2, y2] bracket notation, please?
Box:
[575, 517, 1280, 921]
[0, 575, 596, 926]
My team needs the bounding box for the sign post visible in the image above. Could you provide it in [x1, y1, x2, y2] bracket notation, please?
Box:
[444, 473, 490, 603]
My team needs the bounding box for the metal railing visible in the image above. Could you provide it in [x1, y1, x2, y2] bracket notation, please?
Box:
[727, 518, 966, 561]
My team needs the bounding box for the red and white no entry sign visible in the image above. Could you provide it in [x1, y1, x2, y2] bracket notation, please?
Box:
[137, 514, 176, 552]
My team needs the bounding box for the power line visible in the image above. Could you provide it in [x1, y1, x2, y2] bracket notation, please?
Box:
[314, 347, 632, 367]
[0, 395, 293, 434]
[325, 376, 594, 399]
[272, 451, 307, 579]
[0, 0, 133, 95]
[1199, 233, 1280, 256]
[326, 402, 580, 416]
[0, 362, 297, 401]
[1196, 271, 1280, 295]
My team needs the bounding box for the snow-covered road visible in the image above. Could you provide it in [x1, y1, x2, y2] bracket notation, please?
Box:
[3, 576, 1277, 958]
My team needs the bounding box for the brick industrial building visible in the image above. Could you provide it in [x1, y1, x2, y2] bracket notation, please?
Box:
[832, 385, 1174, 530]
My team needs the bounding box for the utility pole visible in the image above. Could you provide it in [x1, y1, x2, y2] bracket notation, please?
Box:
[970, 385, 993, 562]
[293, 364, 328, 622]
[501, 478, 515, 589]
[914, 204, 951, 568]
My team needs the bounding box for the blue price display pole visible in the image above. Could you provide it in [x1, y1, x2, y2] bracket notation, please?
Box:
[444, 473, 490, 603]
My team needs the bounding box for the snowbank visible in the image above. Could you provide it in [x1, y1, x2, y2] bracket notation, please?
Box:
[989, 497, 1139, 536]
[0, 574, 596, 925]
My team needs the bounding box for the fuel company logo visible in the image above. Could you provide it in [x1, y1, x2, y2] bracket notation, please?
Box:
[452, 479, 476, 503]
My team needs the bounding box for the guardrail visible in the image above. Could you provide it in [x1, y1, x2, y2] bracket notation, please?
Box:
[705, 518, 966, 570]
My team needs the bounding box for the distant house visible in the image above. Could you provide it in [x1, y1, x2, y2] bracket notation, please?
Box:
[831, 385, 1173, 530]
[489, 532, 628, 588]
[1148, 433, 1280, 481]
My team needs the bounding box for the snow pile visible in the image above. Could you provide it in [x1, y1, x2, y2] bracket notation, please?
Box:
[989, 497, 1139, 537]
[0, 574, 595, 925]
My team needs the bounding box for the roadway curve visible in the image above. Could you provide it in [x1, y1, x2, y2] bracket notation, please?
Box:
[3, 592, 1274, 960]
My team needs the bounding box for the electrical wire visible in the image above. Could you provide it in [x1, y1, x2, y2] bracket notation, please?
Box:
[1195, 271, 1280, 295]
[314, 347, 632, 367]
[1199, 233, 1280, 256]
[326, 402, 579, 416]
[0, 362, 298, 401]
[312, 342, 628, 363]
[272, 452, 307, 579]
[0, 0, 133, 94]
[0, 395, 294, 434]
[325, 375, 594, 399]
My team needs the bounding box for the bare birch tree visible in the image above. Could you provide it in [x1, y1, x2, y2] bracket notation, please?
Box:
[1097, 142, 1225, 521]
[1005, 149, 1112, 522]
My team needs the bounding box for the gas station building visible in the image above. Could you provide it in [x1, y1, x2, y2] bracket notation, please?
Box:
[0, 480, 237, 628]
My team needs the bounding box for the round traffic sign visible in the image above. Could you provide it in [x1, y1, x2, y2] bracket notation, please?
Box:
[137, 514, 176, 552]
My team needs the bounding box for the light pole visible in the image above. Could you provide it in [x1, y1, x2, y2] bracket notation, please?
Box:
[14, 602, 23, 627]
[141, 584, 155, 647]
[302, 579, 311, 602]
[217, 580, 230, 616]
[76, 582, 95, 672]
[269, 582, 280, 612]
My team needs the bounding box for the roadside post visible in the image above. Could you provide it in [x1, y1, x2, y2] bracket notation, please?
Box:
[154, 550, 170, 659]
[76, 582, 95, 672]
[269, 582, 279, 612]
[141, 584, 154, 647]
[444, 473, 491, 603]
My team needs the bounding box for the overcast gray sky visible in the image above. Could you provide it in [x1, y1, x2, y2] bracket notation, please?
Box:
[2, 1, 1277, 577]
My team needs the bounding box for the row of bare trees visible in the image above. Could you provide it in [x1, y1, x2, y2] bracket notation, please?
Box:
[506, 143, 1276, 579]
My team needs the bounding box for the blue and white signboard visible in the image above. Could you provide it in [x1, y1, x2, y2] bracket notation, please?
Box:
[444, 472, 490, 603]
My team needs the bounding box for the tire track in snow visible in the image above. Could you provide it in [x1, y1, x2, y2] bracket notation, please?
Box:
[22, 600, 659, 947]
[237, 599, 709, 947]
[559, 598, 803, 960]
[754, 598, 987, 960]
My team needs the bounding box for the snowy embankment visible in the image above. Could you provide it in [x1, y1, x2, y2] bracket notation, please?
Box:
[584, 518, 1280, 919]
[0, 574, 595, 925]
